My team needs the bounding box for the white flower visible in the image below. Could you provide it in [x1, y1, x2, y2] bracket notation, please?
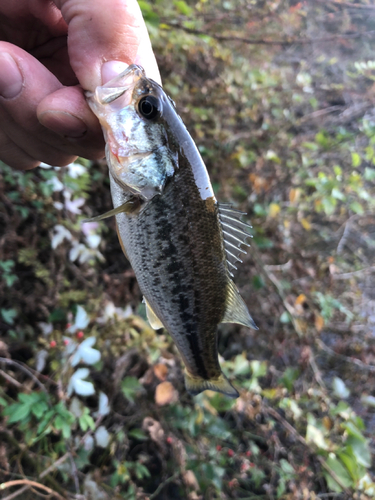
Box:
[332, 377, 350, 399]
[38, 322, 53, 336]
[64, 191, 85, 215]
[71, 337, 101, 367]
[69, 241, 104, 264]
[67, 305, 90, 334]
[95, 426, 110, 448]
[53, 201, 64, 210]
[86, 234, 101, 249]
[46, 176, 64, 192]
[67, 162, 87, 178]
[97, 392, 110, 417]
[67, 368, 95, 396]
[81, 222, 99, 236]
[51, 225, 72, 249]
[39, 162, 53, 169]
[97, 301, 132, 324]
[35, 349, 48, 372]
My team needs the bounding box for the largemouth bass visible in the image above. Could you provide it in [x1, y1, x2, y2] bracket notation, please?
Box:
[86, 65, 257, 398]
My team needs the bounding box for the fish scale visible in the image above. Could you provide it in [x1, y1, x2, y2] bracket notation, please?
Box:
[113, 158, 227, 381]
[86, 64, 258, 398]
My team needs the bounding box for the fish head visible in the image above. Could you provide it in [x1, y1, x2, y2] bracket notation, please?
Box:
[86, 65, 177, 200]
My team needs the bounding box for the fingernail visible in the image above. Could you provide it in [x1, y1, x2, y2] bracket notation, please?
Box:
[39, 111, 87, 138]
[0, 53, 23, 99]
[101, 61, 129, 84]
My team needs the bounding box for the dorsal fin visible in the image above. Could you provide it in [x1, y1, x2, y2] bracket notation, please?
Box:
[218, 203, 252, 275]
[222, 280, 258, 330]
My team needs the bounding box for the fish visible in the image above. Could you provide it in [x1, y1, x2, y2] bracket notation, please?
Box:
[85, 64, 257, 398]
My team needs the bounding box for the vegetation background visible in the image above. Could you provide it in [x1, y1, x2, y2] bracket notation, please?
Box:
[1, 0, 375, 498]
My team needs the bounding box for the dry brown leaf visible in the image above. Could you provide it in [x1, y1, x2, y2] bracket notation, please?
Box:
[155, 381, 178, 406]
[315, 314, 324, 332]
[154, 363, 168, 381]
[295, 294, 307, 306]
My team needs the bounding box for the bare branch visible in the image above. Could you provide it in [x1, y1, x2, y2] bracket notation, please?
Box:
[163, 22, 375, 46]
[0, 480, 65, 500]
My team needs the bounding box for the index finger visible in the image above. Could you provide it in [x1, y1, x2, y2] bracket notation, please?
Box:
[52, 0, 160, 90]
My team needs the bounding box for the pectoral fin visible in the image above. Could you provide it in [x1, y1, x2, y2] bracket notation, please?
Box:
[143, 297, 164, 330]
[82, 200, 135, 223]
[222, 281, 258, 330]
[184, 370, 239, 398]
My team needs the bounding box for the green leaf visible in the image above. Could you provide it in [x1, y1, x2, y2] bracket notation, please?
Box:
[121, 377, 142, 404]
[364, 167, 375, 181]
[233, 354, 251, 376]
[1, 308, 17, 325]
[351, 152, 361, 168]
[128, 429, 148, 441]
[0, 397, 7, 407]
[324, 454, 353, 493]
[346, 436, 371, 468]
[350, 201, 364, 214]
[173, 0, 192, 15]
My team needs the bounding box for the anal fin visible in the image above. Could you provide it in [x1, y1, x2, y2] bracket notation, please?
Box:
[185, 370, 239, 398]
[143, 297, 164, 330]
[222, 281, 258, 330]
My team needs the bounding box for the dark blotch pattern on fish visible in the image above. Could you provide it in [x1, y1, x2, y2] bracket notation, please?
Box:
[116, 152, 228, 382]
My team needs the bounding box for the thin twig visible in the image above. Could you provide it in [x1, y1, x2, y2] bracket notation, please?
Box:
[149, 471, 180, 500]
[1, 485, 29, 500]
[317, 339, 375, 372]
[0, 358, 48, 394]
[332, 265, 375, 279]
[250, 245, 304, 337]
[265, 405, 351, 495]
[0, 369, 22, 388]
[319, 0, 375, 11]
[0, 480, 65, 500]
[164, 23, 375, 46]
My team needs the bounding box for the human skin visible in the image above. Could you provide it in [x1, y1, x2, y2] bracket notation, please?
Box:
[0, 0, 160, 170]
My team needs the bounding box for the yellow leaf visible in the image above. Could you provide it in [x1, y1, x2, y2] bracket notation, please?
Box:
[155, 381, 178, 406]
[315, 315, 324, 332]
[301, 218, 311, 231]
[322, 416, 332, 431]
[289, 188, 301, 203]
[295, 294, 306, 306]
[269, 203, 280, 218]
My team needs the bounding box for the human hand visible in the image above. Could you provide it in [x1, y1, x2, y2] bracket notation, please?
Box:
[0, 0, 160, 170]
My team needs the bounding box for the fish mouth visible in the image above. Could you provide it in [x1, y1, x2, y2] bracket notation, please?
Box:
[86, 65, 146, 107]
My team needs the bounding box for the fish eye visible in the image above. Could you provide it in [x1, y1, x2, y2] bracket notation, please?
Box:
[138, 95, 160, 120]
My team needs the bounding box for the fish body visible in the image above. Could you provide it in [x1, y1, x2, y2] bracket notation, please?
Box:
[86, 65, 257, 398]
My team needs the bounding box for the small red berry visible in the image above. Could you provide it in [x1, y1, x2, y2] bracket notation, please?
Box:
[76, 331, 84, 339]
[63, 339, 70, 345]
[50, 340, 57, 348]
[66, 323, 71, 329]
[249, 462, 255, 467]
[228, 479, 237, 489]
[227, 449, 234, 457]
[216, 445, 222, 451]
[166, 436, 173, 445]
[241, 463, 248, 472]
[246, 450, 252, 457]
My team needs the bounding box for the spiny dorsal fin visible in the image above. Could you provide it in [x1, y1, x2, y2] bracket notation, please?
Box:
[218, 203, 252, 274]
[143, 297, 164, 330]
[222, 280, 258, 330]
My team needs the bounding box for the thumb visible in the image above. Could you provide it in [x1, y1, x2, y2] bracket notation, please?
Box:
[52, 0, 160, 90]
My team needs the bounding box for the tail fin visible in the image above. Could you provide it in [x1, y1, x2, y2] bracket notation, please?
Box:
[184, 371, 239, 399]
